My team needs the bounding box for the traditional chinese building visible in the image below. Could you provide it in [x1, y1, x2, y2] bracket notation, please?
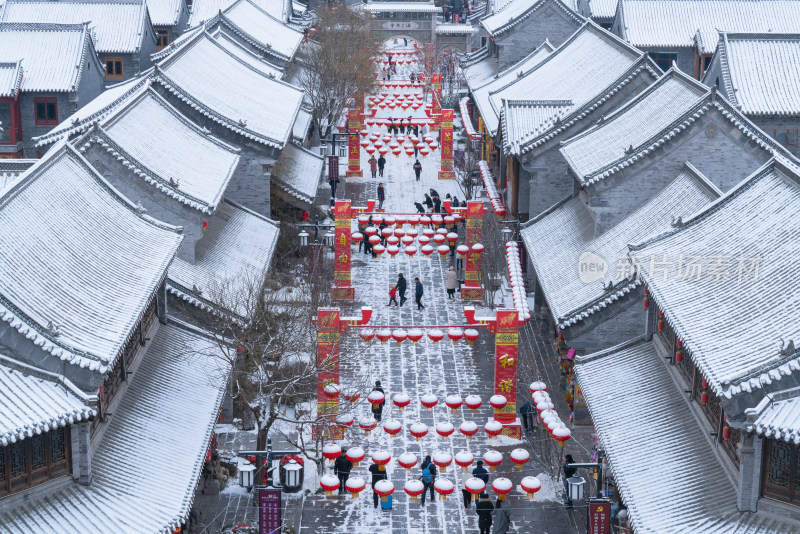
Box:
[188, 0, 302, 28]
[575, 0, 615, 29]
[703, 32, 800, 158]
[610, 0, 800, 78]
[575, 157, 800, 530]
[146, 0, 189, 51]
[0, 22, 106, 158]
[0, 0, 159, 83]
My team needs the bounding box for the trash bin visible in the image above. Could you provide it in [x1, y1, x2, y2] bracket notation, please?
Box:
[280, 455, 304, 493]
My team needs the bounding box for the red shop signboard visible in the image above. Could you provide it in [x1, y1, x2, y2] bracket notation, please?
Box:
[588, 499, 611, 534]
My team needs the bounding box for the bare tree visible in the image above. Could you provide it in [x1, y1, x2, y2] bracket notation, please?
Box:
[480, 212, 508, 309]
[292, 4, 381, 141]
[454, 139, 482, 201]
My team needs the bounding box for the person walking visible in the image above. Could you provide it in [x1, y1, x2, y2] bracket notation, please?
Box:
[472, 460, 489, 484]
[397, 273, 407, 306]
[414, 201, 425, 214]
[419, 455, 437, 505]
[368, 155, 378, 179]
[399, 118, 406, 134]
[492, 499, 511, 534]
[461, 469, 473, 509]
[413, 159, 422, 181]
[476, 493, 494, 534]
[378, 155, 386, 178]
[377, 183, 385, 209]
[334, 449, 353, 495]
[371, 381, 385, 421]
[423, 193, 433, 212]
[369, 461, 388, 508]
[415, 277, 424, 310]
[388, 285, 399, 307]
[430, 188, 440, 199]
[563, 454, 577, 509]
[445, 266, 457, 299]
[433, 195, 441, 213]
[520, 400, 534, 433]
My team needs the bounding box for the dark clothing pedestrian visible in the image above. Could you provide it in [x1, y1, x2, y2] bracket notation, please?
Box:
[476, 495, 494, 534]
[563, 456, 577, 508]
[378, 156, 386, 177]
[334, 454, 353, 495]
[368, 156, 378, 179]
[413, 159, 422, 181]
[452, 197, 460, 208]
[371, 382, 385, 421]
[424, 194, 433, 211]
[369, 463, 388, 508]
[399, 119, 406, 134]
[415, 202, 425, 214]
[492, 500, 511, 534]
[430, 188, 440, 199]
[397, 274, 407, 305]
[472, 464, 489, 484]
[413, 125, 419, 136]
[377, 184, 385, 209]
[520, 401, 534, 431]
[415, 279, 424, 310]
[419, 458, 437, 505]
[433, 196, 441, 213]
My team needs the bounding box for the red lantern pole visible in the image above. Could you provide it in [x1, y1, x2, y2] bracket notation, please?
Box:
[461, 201, 484, 301]
[438, 109, 455, 180]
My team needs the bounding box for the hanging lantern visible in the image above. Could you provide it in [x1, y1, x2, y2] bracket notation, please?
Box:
[644, 286, 650, 296]
[406, 227, 418, 238]
[407, 328, 424, 344]
[510, 448, 530, 470]
[484, 420, 503, 439]
[365, 226, 378, 236]
[492, 478, 513, 501]
[433, 233, 446, 246]
[405, 480, 425, 502]
[359, 417, 378, 436]
[471, 243, 484, 256]
[445, 232, 459, 244]
[404, 245, 417, 257]
[702, 377, 708, 388]
[489, 394, 508, 410]
[383, 419, 402, 437]
[536, 401, 555, 413]
[393, 392, 411, 411]
[387, 235, 400, 247]
[392, 329, 408, 344]
[448, 328, 464, 344]
[483, 450, 503, 471]
[432, 215, 444, 226]
[459, 421, 479, 440]
[360, 139, 370, 148]
[420, 215, 432, 226]
[465, 395, 482, 412]
[520, 476, 542, 500]
[657, 319, 665, 332]
[552, 425, 572, 446]
[529, 381, 547, 393]
[722, 424, 731, 441]
[456, 244, 470, 256]
[643, 297, 649, 310]
[384, 216, 396, 226]
[676, 339, 683, 348]
[421, 244, 435, 256]
[394, 215, 407, 225]
[417, 235, 431, 246]
[359, 329, 375, 344]
[398, 452, 418, 472]
[445, 394, 463, 412]
[322, 444, 341, 465]
[346, 447, 365, 467]
[335, 413, 354, 429]
[701, 391, 709, 405]
[372, 450, 391, 470]
[368, 235, 381, 247]
[323, 383, 340, 398]
[409, 422, 428, 441]
[351, 232, 364, 244]
[421, 393, 438, 410]
[675, 349, 683, 363]
[374, 480, 394, 503]
[465, 477, 486, 497]
[435, 422, 455, 441]
[345, 477, 366, 499]
[408, 215, 420, 227]
[428, 328, 444, 343]
[434, 479, 454, 501]
[342, 389, 361, 404]
[320, 474, 340, 497]
[455, 451, 474, 472]
[401, 235, 414, 247]
[376, 329, 392, 344]
[433, 451, 453, 473]
[373, 244, 386, 256]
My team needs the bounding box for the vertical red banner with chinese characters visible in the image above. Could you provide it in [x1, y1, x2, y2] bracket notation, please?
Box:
[431, 74, 442, 120]
[316, 308, 343, 439]
[495, 309, 520, 438]
[423, 44, 434, 77]
[461, 200, 484, 301]
[438, 109, 455, 180]
[332, 200, 354, 300]
[588, 500, 611, 534]
[346, 110, 362, 177]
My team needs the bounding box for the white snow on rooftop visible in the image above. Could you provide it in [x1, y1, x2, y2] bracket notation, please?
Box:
[273, 141, 323, 205]
[521, 165, 718, 327]
[0, 322, 229, 534]
[0, 0, 152, 54]
[146, 0, 185, 26]
[748, 393, 800, 445]
[188, 0, 289, 27]
[222, 0, 303, 59]
[0, 144, 182, 369]
[210, 29, 285, 78]
[0, 60, 22, 97]
[0, 159, 35, 195]
[633, 159, 800, 398]
[95, 88, 240, 213]
[586, 0, 618, 19]
[482, 0, 582, 36]
[361, 1, 440, 13]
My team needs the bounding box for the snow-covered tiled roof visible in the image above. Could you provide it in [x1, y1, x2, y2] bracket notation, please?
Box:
[209, 29, 285, 78]
[0, 355, 95, 446]
[292, 108, 312, 141]
[0, 0, 154, 54]
[0, 159, 35, 195]
[0, 143, 183, 373]
[495, 23, 656, 154]
[469, 41, 554, 134]
[482, 0, 583, 37]
[631, 158, 800, 399]
[218, 0, 303, 60]
[169, 200, 279, 316]
[712, 32, 800, 116]
[361, 1, 440, 13]
[146, 0, 185, 26]
[748, 393, 800, 445]
[156, 31, 303, 148]
[0, 22, 100, 93]
[0, 321, 229, 534]
[435, 23, 477, 35]
[521, 164, 719, 328]
[188, 0, 289, 26]
[273, 140, 323, 205]
[560, 69, 710, 182]
[0, 60, 22, 97]
[77, 89, 241, 214]
[585, 0, 618, 20]
[576, 338, 793, 534]
[617, 0, 800, 55]
[34, 75, 152, 147]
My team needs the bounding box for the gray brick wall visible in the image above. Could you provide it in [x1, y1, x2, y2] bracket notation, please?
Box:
[561, 289, 646, 353]
[20, 92, 73, 157]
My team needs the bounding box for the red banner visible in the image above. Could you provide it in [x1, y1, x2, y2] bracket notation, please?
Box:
[461, 201, 484, 300]
[317, 308, 340, 415]
[333, 201, 354, 300]
[438, 109, 454, 180]
[346, 110, 362, 177]
[494, 310, 519, 432]
[588, 500, 611, 534]
[431, 73, 442, 118]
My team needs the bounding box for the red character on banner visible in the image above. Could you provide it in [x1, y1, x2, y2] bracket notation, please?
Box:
[333, 200, 355, 299]
[493, 310, 520, 438]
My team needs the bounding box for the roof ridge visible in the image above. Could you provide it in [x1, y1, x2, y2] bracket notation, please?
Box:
[482, 0, 585, 37]
[0, 21, 88, 31]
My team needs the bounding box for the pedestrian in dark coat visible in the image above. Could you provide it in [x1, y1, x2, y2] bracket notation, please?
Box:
[430, 188, 440, 199]
[379, 220, 388, 246]
[472, 461, 489, 484]
[433, 195, 441, 213]
[424, 194, 433, 211]
[415, 277, 425, 310]
[415, 202, 425, 214]
[563, 454, 577, 509]
[413, 124, 419, 136]
[397, 273, 408, 305]
[378, 155, 386, 177]
[387, 119, 393, 133]
[476, 493, 494, 534]
[399, 118, 406, 134]
[492, 499, 511, 534]
[368, 155, 378, 178]
[369, 462, 388, 508]
[371, 381, 385, 421]
[419, 455, 437, 505]
[334, 450, 353, 495]
[377, 182, 385, 209]
[413, 159, 422, 181]
[520, 400, 534, 432]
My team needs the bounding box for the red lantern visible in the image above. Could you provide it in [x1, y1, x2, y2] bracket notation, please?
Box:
[675, 350, 683, 363]
[464, 329, 480, 345]
[404, 480, 425, 502]
[489, 394, 508, 410]
[374, 480, 394, 502]
[427, 329, 444, 343]
[482, 450, 503, 471]
[359, 330, 375, 344]
[448, 328, 464, 344]
[465, 395, 482, 412]
[383, 420, 402, 437]
[367, 390, 385, 406]
[643, 297, 649, 310]
[393, 392, 410, 411]
[421, 244, 435, 256]
[702, 377, 708, 388]
[492, 478, 513, 501]
[644, 286, 649, 296]
[433, 479, 454, 501]
[345, 477, 366, 499]
[376, 329, 392, 344]
[722, 425, 731, 441]
[335, 413, 354, 428]
[320, 474, 339, 497]
[359, 417, 378, 436]
[484, 420, 503, 439]
[510, 448, 530, 470]
[435, 422, 455, 440]
[351, 232, 363, 244]
[322, 444, 341, 463]
[521, 476, 542, 499]
[391, 329, 407, 344]
[409, 422, 428, 441]
[433, 451, 453, 472]
[445, 394, 463, 412]
[676, 338, 683, 348]
[657, 319, 665, 332]
[372, 450, 391, 469]
[465, 477, 486, 496]
[398, 452, 417, 471]
[346, 447, 365, 467]
[701, 391, 709, 405]
[420, 393, 438, 410]
[407, 328, 424, 344]
[552, 425, 572, 445]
